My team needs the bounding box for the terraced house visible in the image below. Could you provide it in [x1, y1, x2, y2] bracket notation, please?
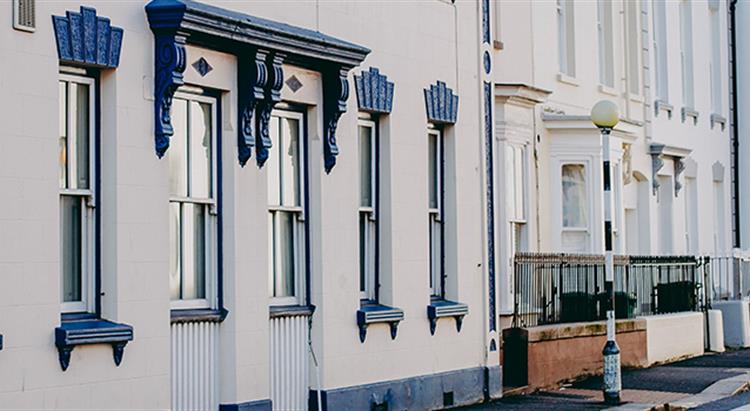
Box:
[0, 0, 743, 410]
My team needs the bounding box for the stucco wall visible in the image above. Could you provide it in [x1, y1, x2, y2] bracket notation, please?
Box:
[644, 312, 705, 365]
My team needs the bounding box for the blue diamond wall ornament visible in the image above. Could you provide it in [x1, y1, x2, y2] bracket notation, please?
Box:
[192, 57, 213, 77]
[285, 75, 303, 93]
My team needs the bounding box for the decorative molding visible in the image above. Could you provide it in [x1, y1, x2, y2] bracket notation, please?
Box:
[170, 308, 228, 324]
[424, 81, 459, 125]
[495, 83, 552, 108]
[152, 31, 187, 158]
[654, 99, 673, 119]
[427, 299, 469, 335]
[323, 66, 351, 173]
[52, 6, 124, 68]
[622, 143, 633, 185]
[191, 57, 212, 77]
[483, 81, 496, 340]
[237, 49, 269, 167]
[354, 67, 394, 114]
[673, 157, 686, 196]
[54, 319, 134, 371]
[356, 304, 404, 343]
[144, 0, 370, 68]
[145, 0, 369, 163]
[254, 52, 285, 168]
[713, 161, 725, 182]
[681, 107, 699, 125]
[711, 113, 727, 131]
[649, 144, 665, 195]
[269, 304, 315, 319]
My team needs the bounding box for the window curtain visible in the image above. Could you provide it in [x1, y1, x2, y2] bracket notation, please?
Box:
[562, 164, 587, 228]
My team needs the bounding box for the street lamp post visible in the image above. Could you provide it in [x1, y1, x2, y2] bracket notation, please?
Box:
[591, 100, 622, 405]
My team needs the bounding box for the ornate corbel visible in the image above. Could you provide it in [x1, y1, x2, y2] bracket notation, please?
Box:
[622, 143, 633, 185]
[153, 31, 187, 158]
[237, 49, 270, 167]
[255, 52, 285, 168]
[649, 144, 665, 195]
[323, 66, 351, 173]
[674, 157, 686, 197]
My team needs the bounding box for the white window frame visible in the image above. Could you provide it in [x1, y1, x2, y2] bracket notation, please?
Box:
[679, 0, 695, 109]
[506, 144, 528, 253]
[59, 73, 96, 314]
[597, 0, 615, 88]
[625, 0, 642, 97]
[169, 91, 219, 311]
[709, 1, 723, 115]
[557, 0, 576, 77]
[358, 117, 377, 301]
[268, 109, 306, 307]
[561, 162, 590, 231]
[653, 0, 669, 102]
[428, 128, 444, 298]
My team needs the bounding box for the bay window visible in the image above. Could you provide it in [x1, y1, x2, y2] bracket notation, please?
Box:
[428, 129, 444, 297]
[359, 118, 377, 301]
[168, 92, 218, 310]
[267, 109, 306, 306]
[59, 74, 96, 313]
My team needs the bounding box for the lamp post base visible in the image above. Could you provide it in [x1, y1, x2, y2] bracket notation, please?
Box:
[602, 339, 622, 405]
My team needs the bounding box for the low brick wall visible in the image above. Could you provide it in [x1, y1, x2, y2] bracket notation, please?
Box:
[503, 313, 707, 389]
[504, 319, 648, 388]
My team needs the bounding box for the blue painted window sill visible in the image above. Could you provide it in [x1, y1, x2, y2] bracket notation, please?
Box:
[427, 298, 469, 335]
[171, 308, 228, 324]
[356, 303, 404, 343]
[55, 318, 134, 371]
[269, 304, 315, 319]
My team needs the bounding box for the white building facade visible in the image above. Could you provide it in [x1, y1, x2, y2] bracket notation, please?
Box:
[0, 0, 737, 410]
[492, 0, 734, 321]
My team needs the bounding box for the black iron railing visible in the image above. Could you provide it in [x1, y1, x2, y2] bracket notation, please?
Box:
[512, 253, 701, 328]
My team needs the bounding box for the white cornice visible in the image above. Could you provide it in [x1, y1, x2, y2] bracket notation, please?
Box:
[495, 83, 552, 107]
[540, 113, 641, 142]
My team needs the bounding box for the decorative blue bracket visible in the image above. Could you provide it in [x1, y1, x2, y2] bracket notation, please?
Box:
[323, 67, 351, 173]
[255, 52, 285, 168]
[649, 144, 665, 196]
[356, 304, 404, 343]
[52, 6, 124, 69]
[153, 32, 187, 158]
[427, 299, 469, 335]
[55, 319, 134, 371]
[424, 81, 459, 125]
[237, 49, 270, 167]
[674, 157, 686, 197]
[354, 67, 394, 114]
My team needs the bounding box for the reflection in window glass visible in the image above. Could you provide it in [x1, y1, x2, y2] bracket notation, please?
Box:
[268, 111, 305, 304]
[59, 76, 94, 313]
[168, 95, 216, 306]
[562, 164, 588, 228]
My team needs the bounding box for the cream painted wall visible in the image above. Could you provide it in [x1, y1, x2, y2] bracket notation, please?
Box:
[0, 0, 489, 408]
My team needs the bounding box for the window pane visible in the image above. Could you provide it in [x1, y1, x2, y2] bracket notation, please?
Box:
[281, 117, 301, 207]
[267, 116, 281, 206]
[61, 195, 82, 303]
[428, 133, 438, 209]
[59, 81, 68, 189]
[190, 101, 212, 198]
[181, 203, 206, 300]
[514, 147, 524, 219]
[75, 83, 90, 190]
[430, 215, 442, 296]
[275, 211, 296, 298]
[359, 125, 373, 208]
[359, 213, 367, 293]
[168, 99, 188, 197]
[562, 164, 587, 228]
[169, 202, 181, 300]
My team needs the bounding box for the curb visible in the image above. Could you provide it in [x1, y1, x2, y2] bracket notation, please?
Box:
[604, 372, 750, 411]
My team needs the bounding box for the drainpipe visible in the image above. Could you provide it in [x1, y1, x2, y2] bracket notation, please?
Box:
[729, 0, 741, 248]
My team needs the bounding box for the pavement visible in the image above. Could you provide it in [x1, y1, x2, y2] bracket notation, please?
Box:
[459, 349, 750, 411]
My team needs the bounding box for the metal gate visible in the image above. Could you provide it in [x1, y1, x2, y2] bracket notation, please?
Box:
[171, 321, 219, 411]
[270, 315, 310, 411]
